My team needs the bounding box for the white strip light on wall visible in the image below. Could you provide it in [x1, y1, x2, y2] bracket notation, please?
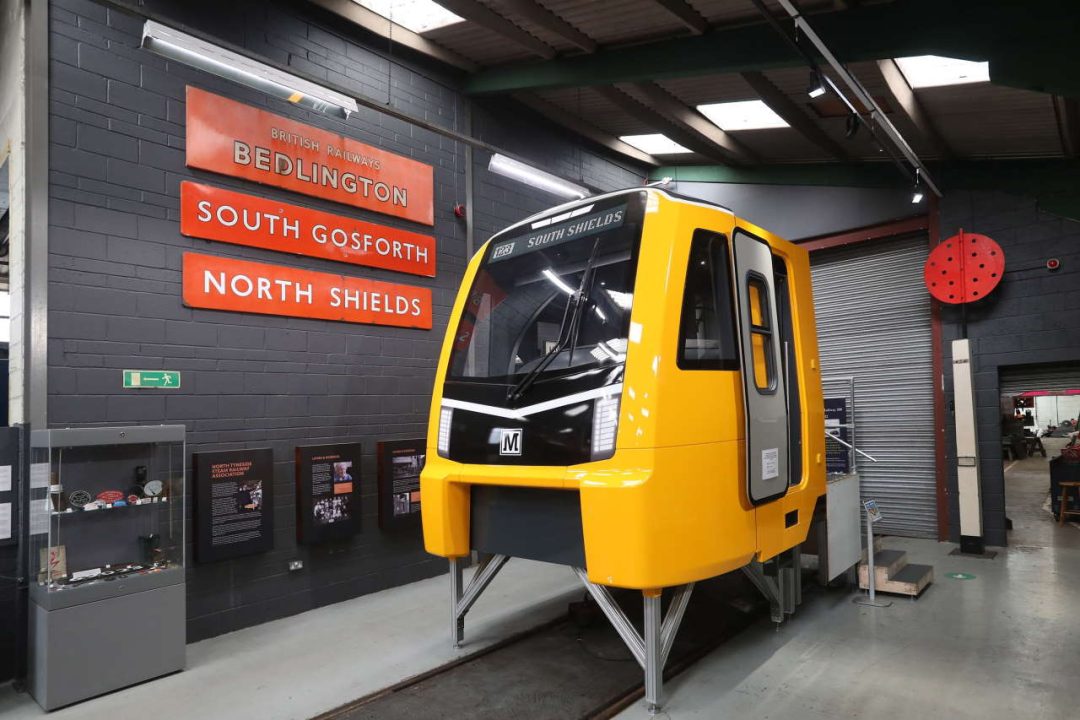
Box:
[488, 154, 590, 200]
[141, 20, 359, 119]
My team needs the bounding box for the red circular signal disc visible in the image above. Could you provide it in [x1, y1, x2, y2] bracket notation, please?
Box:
[924, 231, 1005, 304]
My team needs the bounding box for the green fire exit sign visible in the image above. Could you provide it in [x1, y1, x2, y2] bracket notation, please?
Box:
[123, 370, 181, 389]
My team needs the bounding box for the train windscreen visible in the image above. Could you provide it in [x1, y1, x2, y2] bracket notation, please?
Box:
[447, 193, 645, 391]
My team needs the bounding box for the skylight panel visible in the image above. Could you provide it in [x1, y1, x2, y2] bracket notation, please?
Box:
[894, 55, 990, 89]
[353, 0, 464, 34]
[697, 100, 789, 131]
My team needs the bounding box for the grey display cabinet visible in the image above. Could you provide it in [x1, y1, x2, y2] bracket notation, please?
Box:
[28, 425, 186, 710]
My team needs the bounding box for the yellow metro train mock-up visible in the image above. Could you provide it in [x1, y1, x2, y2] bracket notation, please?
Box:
[420, 186, 825, 710]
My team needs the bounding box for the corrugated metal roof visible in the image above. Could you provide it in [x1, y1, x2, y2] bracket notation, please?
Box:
[331, 1, 1071, 165]
[918, 83, 1061, 158]
[536, 0, 688, 46]
[422, 20, 537, 65]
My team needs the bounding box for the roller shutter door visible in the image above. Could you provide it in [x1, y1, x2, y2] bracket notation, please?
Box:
[999, 363, 1080, 396]
[811, 235, 937, 538]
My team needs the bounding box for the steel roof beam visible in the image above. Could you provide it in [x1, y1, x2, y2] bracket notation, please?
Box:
[593, 86, 743, 165]
[513, 92, 659, 166]
[1053, 96, 1080, 158]
[432, 0, 557, 59]
[465, 0, 1077, 96]
[499, 0, 597, 53]
[738, 71, 852, 161]
[625, 83, 756, 164]
[649, 0, 709, 35]
[874, 59, 952, 159]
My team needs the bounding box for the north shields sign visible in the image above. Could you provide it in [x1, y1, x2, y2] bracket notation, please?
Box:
[180, 182, 436, 277]
[185, 87, 435, 226]
[182, 253, 432, 330]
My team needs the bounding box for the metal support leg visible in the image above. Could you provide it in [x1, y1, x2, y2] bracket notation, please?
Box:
[449, 558, 464, 647]
[644, 593, 662, 714]
[449, 554, 510, 648]
[742, 561, 783, 624]
[573, 568, 694, 714]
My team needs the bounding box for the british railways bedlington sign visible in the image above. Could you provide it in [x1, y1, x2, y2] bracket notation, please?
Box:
[185, 86, 435, 226]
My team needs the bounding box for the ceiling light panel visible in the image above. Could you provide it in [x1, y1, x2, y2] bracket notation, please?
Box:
[353, 0, 464, 34]
[894, 55, 990, 89]
[697, 100, 789, 131]
[618, 134, 692, 154]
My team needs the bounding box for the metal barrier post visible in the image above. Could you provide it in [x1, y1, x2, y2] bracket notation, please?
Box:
[854, 501, 891, 608]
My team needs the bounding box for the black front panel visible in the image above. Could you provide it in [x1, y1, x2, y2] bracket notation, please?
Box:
[470, 485, 586, 567]
[448, 401, 595, 466]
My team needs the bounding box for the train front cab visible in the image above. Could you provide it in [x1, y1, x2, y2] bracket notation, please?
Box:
[421, 188, 824, 711]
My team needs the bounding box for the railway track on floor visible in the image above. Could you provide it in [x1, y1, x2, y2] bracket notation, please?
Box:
[311, 572, 775, 720]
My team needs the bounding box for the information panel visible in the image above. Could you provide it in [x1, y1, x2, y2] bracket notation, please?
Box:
[296, 443, 362, 544]
[186, 86, 434, 225]
[824, 398, 851, 475]
[180, 182, 436, 277]
[377, 440, 425, 530]
[182, 252, 433, 329]
[194, 448, 274, 563]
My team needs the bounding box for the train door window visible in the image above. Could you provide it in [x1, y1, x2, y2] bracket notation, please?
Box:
[746, 274, 775, 392]
[773, 256, 803, 486]
[677, 231, 739, 370]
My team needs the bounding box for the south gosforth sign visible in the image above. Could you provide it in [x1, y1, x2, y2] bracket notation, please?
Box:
[180, 182, 436, 277]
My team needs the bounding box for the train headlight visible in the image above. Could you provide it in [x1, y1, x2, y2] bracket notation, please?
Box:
[591, 395, 620, 461]
[437, 407, 453, 457]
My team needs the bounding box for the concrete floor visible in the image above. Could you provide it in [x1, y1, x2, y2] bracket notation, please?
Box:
[3, 446, 1079, 720]
[617, 442, 1080, 720]
[0, 560, 583, 720]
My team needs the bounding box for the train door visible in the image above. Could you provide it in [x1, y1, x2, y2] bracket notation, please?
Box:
[733, 229, 789, 504]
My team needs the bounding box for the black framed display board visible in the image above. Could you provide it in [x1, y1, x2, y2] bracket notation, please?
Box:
[194, 448, 274, 563]
[295, 443, 362, 544]
[377, 440, 425, 530]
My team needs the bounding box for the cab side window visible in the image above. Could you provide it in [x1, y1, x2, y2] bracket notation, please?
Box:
[677, 231, 739, 370]
[746, 274, 776, 392]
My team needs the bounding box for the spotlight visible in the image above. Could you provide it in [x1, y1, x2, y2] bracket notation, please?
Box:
[844, 113, 860, 139]
[807, 70, 827, 99]
[911, 168, 924, 204]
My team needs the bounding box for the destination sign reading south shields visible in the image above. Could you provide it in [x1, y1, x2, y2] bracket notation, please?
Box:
[488, 205, 626, 263]
[185, 87, 434, 226]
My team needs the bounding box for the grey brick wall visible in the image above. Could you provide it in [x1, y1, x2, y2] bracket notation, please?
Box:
[939, 190, 1080, 546]
[43, 0, 645, 649]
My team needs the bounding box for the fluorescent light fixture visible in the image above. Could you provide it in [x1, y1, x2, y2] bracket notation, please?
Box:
[488, 154, 589, 200]
[807, 70, 827, 98]
[894, 55, 990, 89]
[543, 268, 576, 295]
[697, 100, 789, 131]
[353, 0, 464, 34]
[618, 134, 692, 155]
[142, 20, 358, 119]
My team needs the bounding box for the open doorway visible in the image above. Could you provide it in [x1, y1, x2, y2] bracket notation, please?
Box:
[1000, 362, 1080, 548]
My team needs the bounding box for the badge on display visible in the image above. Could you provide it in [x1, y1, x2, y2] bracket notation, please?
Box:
[68, 490, 92, 509]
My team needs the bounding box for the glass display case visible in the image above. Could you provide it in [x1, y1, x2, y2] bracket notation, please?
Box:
[30, 425, 184, 600]
[28, 425, 186, 710]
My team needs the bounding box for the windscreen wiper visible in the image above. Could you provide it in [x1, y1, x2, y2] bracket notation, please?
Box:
[507, 239, 602, 403]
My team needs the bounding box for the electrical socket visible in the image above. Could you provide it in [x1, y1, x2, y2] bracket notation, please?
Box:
[288, 560, 303, 571]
